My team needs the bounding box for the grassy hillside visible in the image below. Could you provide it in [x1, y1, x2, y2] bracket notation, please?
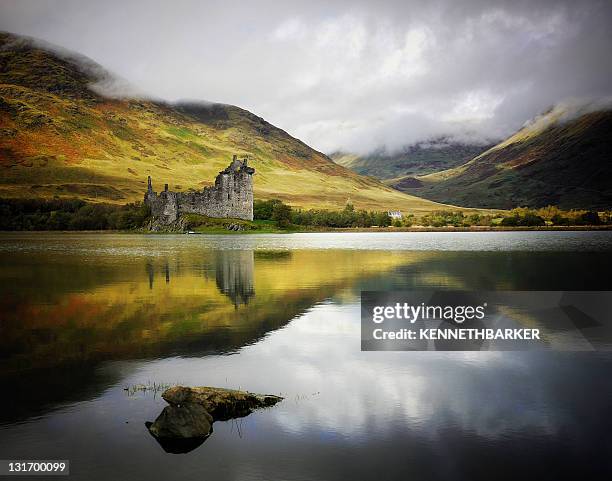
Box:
[0, 32, 456, 214]
[401, 107, 612, 209]
[331, 141, 490, 179]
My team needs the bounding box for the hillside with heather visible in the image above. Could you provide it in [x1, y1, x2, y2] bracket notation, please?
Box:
[395, 106, 612, 209]
[0, 32, 454, 214]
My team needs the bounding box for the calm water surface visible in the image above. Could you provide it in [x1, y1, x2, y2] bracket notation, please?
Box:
[0, 232, 611, 480]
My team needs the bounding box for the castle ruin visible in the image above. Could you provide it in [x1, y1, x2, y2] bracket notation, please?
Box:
[144, 155, 254, 225]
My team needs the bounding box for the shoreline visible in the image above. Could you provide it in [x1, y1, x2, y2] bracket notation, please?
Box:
[1, 225, 611, 235]
[329, 225, 612, 233]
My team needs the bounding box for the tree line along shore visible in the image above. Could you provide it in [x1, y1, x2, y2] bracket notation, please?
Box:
[0, 197, 610, 232]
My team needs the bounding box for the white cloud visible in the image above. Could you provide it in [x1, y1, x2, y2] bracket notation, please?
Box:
[442, 90, 504, 122]
[1, 0, 611, 154]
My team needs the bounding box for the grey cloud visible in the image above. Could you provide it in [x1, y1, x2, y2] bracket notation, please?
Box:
[1, 0, 611, 154]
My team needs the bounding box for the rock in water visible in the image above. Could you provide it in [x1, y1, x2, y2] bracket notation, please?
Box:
[146, 403, 213, 439]
[146, 386, 283, 453]
[162, 386, 283, 421]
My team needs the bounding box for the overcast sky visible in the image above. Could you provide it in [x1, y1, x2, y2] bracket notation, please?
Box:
[1, 0, 611, 153]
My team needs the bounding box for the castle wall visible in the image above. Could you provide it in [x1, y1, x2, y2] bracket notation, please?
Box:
[145, 157, 254, 225]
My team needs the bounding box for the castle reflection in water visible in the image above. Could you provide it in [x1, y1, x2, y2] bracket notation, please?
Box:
[146, 250, 255, 307]
[214, 250, 255, 307]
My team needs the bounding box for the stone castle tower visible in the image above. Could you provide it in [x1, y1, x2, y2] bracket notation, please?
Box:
[144, 155, 254, 225]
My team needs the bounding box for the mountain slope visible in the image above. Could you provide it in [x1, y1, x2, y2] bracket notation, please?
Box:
[401, 106, 612, 209]
[0, 31, 454, 213]
[331, 141, 491, 180]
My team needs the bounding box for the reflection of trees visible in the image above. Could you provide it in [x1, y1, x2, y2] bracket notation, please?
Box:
[215, 250, 255, 307]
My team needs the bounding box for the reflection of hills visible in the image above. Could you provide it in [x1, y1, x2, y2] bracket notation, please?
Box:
[0, 361, 123, 425]
[3, 249, 610, 376]
[356, 252, 612, 292]
[3, 245, 609, 424]
[215, 250, 255, 307]
[0, 247, 418, 423]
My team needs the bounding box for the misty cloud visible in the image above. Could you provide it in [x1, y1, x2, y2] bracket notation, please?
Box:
[1, 0, 611, 154]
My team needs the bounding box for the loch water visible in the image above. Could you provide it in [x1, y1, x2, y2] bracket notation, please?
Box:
[0, 231, 611, 480]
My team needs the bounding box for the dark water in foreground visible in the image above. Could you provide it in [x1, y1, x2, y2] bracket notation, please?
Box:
[0, 232, 611, 480]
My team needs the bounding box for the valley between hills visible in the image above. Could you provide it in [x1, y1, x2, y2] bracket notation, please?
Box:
[336, 106, 612, 211]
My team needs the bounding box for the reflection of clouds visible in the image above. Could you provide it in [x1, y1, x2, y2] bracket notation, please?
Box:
[260, 305, 556, 440]
[130, 303, 562, 442]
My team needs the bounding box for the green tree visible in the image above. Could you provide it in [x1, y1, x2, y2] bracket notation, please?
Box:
[551, 213, 570, 225]
[577, 211, 601, 225]
[254, 199, 284, 220]
[271, 202, 292, 228]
